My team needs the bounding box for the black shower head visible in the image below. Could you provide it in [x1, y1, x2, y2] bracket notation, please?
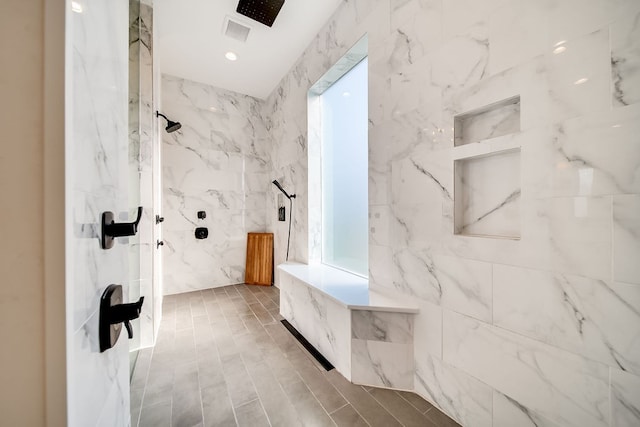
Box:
[272, 180, 295, 199]
[156, 111, 182, 133]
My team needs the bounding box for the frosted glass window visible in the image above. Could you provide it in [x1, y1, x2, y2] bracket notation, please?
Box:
[321, 58, 368, 277]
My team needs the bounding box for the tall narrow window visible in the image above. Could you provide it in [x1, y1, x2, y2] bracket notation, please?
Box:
[320, 57, 368, 276]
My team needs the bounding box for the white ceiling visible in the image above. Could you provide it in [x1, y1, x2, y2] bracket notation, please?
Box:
[155, 0, 343, 100]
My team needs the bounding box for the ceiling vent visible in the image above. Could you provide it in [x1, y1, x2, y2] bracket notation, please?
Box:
[223, 17, 251, 42]
[236, 0, 285, 27]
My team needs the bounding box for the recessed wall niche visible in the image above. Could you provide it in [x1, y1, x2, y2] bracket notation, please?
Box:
[454, 150, 521, 239]
[454, 96, 520, 146]
[453, 95, 522, 239]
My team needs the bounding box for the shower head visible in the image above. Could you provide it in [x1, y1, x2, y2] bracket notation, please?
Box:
[156, 111, 182, 133]
[272, 180, 295, 199]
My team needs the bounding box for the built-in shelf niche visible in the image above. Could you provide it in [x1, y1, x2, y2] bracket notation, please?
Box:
[452, 95, 522, 240]
[454, 149, 521, 239]
[454, 96, 521, 146]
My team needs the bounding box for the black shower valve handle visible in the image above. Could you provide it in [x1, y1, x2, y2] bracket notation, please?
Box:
[109, 296, 144, 339]
[99, 285, 144, 351]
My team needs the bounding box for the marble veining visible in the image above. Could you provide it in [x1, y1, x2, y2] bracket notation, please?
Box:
[162, 75, 269, 294]
[68, 0, 131, 425]
[614, 195, 640, 285]
[611, 11, 640, 107]
[259, 0, 640, 425]
[494, 265, 640, 375]
[493, 391, 563, 427]
[611, 368, 640, 427]
[415, 355, 492, 427]
[351, 310, 413, 343]
[444, 310, 610, 427]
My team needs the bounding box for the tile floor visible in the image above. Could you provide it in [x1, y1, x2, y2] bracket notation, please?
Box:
[131, 284, 461, 427]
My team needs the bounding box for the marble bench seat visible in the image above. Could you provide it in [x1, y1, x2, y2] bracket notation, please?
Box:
[278, 263, 419, 390]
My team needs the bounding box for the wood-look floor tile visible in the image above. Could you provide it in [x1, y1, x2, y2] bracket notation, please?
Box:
[330, 404, 369, 427]
[368, 388, 438, 427]
[325, 370, 401, 427]
[136, 284, 459, 427]
[425, 407, 462, 427]
[139, 401, 171, 427]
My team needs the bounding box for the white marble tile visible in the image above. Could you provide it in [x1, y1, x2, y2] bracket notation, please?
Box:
[389, 0, 443, 66]
[545, 29, 611, 122]
[488, 0, 549, 74]
[413, 299, 443, 359]
[68, 0, 131, 423]
[442, 0, 500, 42]
[493, 391, 563, 427]
[546, 0, 639, 46]
[368, 205, 391, 247]
[162, 75, 270, 293]
[259, 1, 638, 426]
[430, 29, 490, 97]
[351, 310, 413, 343]
[415, 354, 493, 427]
[280, 272, 352, 377]
[351, 339, 413, 389]
[494, 264, 640, 374]
[611, 368, 640, 427]
[390, 149, 452, 232]
[70, 309, 130, 427]
[523, 104, 640, 198]
[612, 10, 640, 107]
[434, 255, 492, 322]
[443, 310, 610, 427]
[386, 246, 445, 304]
[614, 195, 640, 285]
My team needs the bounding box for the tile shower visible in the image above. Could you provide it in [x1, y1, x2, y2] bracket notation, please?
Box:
[266, 1, 640, 426]
[155, 0, 640, 426]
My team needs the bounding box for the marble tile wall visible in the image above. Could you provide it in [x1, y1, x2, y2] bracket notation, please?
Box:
[129, 1, 157, 349]
[67, 0, 131, 424]
[161, 75, 269, 294]
[351, 310, 414, 389]
[263, 0, 640, 426]
[279, 271, 352, 378]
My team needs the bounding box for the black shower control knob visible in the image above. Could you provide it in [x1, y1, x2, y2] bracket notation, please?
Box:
[195, 227, 208, 239]
[99, 285, 144, 352]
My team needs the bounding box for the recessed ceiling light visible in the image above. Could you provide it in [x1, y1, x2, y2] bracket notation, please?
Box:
[71, 1, 83, 13]
[553, 46, 566, 54]
[574, 77, 589, 85]
[225, 51, 238, 61]
[342, 91, 351, 97]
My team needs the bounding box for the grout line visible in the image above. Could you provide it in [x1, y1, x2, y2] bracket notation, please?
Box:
[396, 390, 432, 415]
[328, 402, 349, 415]
[366, 387, 413, 427]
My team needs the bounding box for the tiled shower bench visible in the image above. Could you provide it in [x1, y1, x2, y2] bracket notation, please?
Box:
[278, 263, 419, 390]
